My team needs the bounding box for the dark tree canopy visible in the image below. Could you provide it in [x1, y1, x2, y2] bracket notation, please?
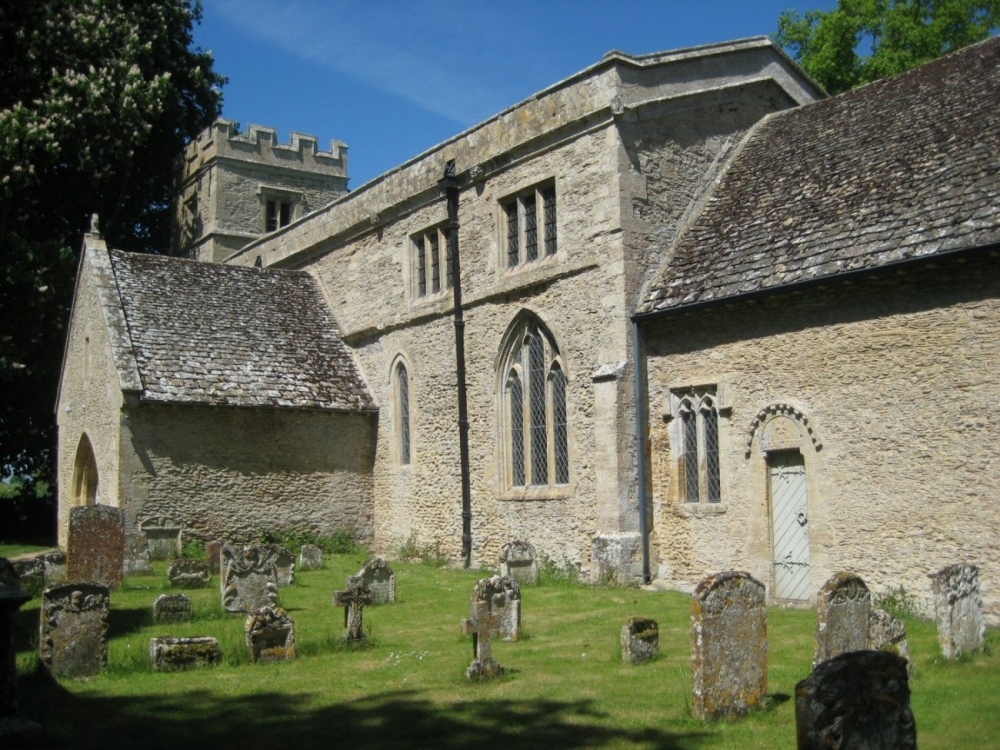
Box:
[0, 1, 224, 492]
[774, 0, 1000, 94]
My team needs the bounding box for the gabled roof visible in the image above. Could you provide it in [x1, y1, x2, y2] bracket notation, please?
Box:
[637, 36, 1000, 316]
[96, 243, 374, 411]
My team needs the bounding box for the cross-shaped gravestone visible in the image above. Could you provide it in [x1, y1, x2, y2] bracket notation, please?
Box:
[332, 583, 373, 641]
[460, 600, 505, 679]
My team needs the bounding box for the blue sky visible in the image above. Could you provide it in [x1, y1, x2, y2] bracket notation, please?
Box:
[195, 1, 834, 188]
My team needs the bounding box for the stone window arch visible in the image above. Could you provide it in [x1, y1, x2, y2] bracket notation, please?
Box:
[498, 314, 569, 488]
[72, 433, 99, 506]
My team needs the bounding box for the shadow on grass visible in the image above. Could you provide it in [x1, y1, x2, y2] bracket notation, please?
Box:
[13, 668, 713, 750]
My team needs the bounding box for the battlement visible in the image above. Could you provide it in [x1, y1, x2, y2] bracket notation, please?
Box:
[183, 119, 348, 178]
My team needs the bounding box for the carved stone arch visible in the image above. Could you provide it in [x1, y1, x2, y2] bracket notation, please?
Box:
[493, 309, 566, 381]
[72, 433, 99, 506]
[745, 403, 822, 458]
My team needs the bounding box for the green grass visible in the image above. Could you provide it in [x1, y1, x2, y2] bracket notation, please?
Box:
[1, 542, 55, 558]
[10, 555, 999, 749]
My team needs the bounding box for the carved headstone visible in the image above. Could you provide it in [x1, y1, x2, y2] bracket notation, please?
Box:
[299, 544, 324, 571]
[333, 583, 373, 641]
[153, 593, 193, 624]
[461, 599, 504, 680]
[149, 637, 221, 672]
[499, 540, 539, 585]
[347, 558, 395, 604]
[205, 540, 222, 575]
[796, 650, 916, 749]
[9, 558, 45, 598]
[139, 516, 182, 560]
[66, 505, 126, 589]
[471, 575, 521, 641]
[814, 572, 871, 667]
[220, 544, 279, 614]
[167, 559, 212, 588]
[39, 582, 110, 678]
[123, 533, 153, 576]
[0, 559, 32, 732]
[245, 606, 295, 663]
[261, 544, 295, 587]
[621, 617, 659, 665]
[691, 571, 767, 720]
[929, 563, 986, 659]
[868, 609, 913, 677]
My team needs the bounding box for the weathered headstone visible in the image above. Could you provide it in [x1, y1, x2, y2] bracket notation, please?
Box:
[66, 505, 126, 589]
[814, 572, 871, 667]
[245, 606, 296, 663]
[461, 599, 505, 680]
[139, 516, 182, 560]
[167, 559, 212, 588]
[621, 617, 659, 665]
[153, 593, 193, 624]
[205, 540, 222, 575]
[220, 544, 280, 614]
[262, 544, 295, 587]
[868, 609, 913, 677]
[0, 559, 34, 734]
[691, 571, 767, 720]
[123, 533, 154, 576]
[796, 650, 916, 750]
[333, 582, 373, 641]
[499, 540, 539, 585]
[929, 563, 986, 659]
[9, 558, 45, 598]
[149, 637, 221, 672]
[347, 558, 396, 604]
[299, 544, 324, 571]
[39, 582, 110, 678]
[37, 550, 66, 584]
[471, 575, 521, 642]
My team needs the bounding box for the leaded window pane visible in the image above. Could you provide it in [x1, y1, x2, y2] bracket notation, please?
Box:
[524, 194, 537, 262]
[509, 372, 524, 486]
[528, 334, 547, 484]
[430, 232, 440, 293]
[398, 366, 411, 464]
[543, 186, 556, 256]
[506, 201, 519, 267]
[445, 230, 453, 289]
[553, 365, 568, 484]
[265, 200, 278, 232]
[681, 409, 699, 502]
[415, 237, 426, 296]
[704, 406, 720, 502]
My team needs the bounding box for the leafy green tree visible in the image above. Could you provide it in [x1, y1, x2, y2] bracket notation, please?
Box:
[775, 0, 1000, 94]
[0, 1, 223, 506]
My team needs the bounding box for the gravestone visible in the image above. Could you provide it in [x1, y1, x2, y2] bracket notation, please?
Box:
[868, 609, 912, 676]
[0, 559, 33, 734]
[245, 606, 296, 663]
[461, 599, 505, 680]
[39, 582, 110, 678]
[220, 544, 280, 614]
[691, 571, 767, 720]
[123, 533, 154, 576]
[347, 558, 396, 604]
[621, 617, 659, 665]
[471, 575, 521, 641]
[205, 540, 222, 575]
[299, 544, 324, 571]
[263, 544, 295, 587]
[149, 637, 221, 672]
[139, 516, 182, 560]
[796, 650, 916, 749]
[333, 583, 373, 641]
[167, 559, 212, 588]
[37, 550, 66, 584]
[153, 593, 193, 624]
[9, 558, 45, 598]
[814, 572, 871, 667]
[499, 540, 539, 585]
[929, 563, 986, 659]
[66, 505, 126, 589]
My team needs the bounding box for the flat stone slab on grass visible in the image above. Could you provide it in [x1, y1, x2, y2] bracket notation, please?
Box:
[150, 637, 221, 672]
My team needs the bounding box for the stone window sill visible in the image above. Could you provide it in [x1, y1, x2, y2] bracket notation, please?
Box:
[672, 502, 727, 517]
[498, 485, 573, 502]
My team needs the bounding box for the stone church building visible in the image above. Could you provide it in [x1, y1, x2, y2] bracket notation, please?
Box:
[56, 37, 999, 621]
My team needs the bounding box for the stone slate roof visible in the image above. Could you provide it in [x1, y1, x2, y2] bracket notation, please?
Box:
[108, 250, 375, 411]
[638, 36, 1000, 315]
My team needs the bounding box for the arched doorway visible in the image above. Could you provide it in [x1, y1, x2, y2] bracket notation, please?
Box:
[72, 434, 99, 506]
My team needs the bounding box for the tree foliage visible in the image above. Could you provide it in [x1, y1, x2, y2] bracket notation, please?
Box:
[774, 0, 1000, 94]
[0, 1, 223, 494]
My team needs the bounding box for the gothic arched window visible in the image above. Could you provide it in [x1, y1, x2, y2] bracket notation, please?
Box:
[393, 359, 412, 465]
[500, 317, 568, 488]
[675, 390, 720, 503]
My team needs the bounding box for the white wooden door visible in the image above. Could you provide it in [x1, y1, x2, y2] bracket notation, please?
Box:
[770, 450, 811, 601]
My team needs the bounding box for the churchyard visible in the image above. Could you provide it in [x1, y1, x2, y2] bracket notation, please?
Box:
[3, 541, 997, 749]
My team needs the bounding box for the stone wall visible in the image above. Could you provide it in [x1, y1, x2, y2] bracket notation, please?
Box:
[643, 253, 1000, 622]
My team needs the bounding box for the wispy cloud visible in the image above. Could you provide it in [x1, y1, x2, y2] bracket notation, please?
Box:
[212, 0, 551, 126]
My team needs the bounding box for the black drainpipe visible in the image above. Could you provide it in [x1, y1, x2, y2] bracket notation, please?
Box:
[440, 161, 473, 567]
[632, 319, 651, 584]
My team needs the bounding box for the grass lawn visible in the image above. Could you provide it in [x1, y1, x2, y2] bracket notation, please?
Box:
[7, 549, 998, 749]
